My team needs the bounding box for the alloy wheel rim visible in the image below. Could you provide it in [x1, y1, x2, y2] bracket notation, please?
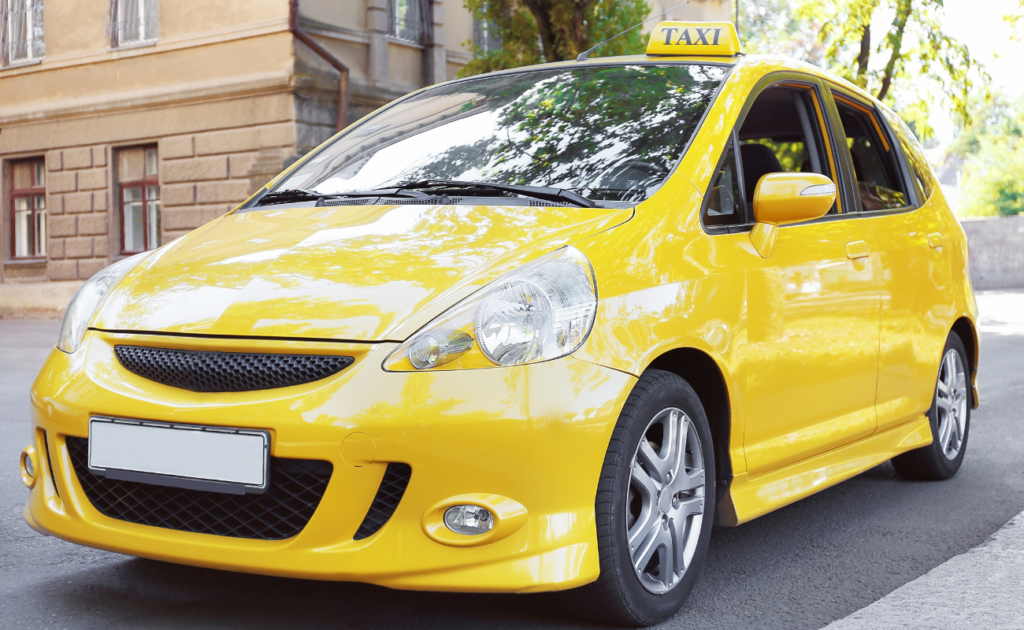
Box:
[935, 348, 969, 460]
[626, 407, 705, 594]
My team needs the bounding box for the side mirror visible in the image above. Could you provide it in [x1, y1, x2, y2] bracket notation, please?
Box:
[749, 173, 837, 257]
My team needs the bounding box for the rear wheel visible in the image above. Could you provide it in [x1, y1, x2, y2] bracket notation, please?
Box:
[892, 333, 971, 481]
[564, 370, 715, 626]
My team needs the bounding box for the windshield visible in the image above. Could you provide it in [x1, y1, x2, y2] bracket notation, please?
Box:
[276, 64, 728, 204]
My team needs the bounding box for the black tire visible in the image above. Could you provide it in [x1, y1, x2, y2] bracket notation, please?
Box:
[892, 333, 971, 481]
[563, 370, 716, 626]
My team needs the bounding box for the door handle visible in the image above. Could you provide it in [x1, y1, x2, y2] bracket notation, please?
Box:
[927, 232, 945, 248]
[846, 241, 871, 260]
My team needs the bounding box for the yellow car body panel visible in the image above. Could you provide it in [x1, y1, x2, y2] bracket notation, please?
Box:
[25, 50, 979, 589]
[93, 204, 633, 342]
[28, 331, 635, 591]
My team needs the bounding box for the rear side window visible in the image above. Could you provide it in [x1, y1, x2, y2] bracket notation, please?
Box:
[880, 108, 935, 203]
[833, 95, 909, 211]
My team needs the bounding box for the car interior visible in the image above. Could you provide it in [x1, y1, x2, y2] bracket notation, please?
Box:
[705, 86, 833, 227]
[834, 100, 908, 211]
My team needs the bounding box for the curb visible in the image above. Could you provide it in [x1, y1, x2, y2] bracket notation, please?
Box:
[823, 511, 1024, 629]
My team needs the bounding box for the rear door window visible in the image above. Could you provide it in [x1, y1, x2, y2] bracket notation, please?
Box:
[832, 95, 910, 211]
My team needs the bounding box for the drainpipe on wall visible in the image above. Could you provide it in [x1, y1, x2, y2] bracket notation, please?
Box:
[289, 0, 350, 132]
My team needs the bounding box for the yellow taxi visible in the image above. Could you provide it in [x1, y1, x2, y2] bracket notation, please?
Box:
[21, 21, 978, 625]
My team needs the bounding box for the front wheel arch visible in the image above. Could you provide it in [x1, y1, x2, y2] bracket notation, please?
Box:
[645, 348, 732, 523]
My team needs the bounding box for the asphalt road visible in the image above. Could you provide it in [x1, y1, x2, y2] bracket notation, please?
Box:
[2, 293, 1022, 630]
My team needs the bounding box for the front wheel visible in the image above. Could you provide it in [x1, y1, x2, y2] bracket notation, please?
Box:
[892, 333, 971, 480]
[564, 370, 715, 626]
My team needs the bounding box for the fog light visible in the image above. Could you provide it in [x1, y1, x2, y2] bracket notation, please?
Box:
[409, 330, 473, 370]
[20, 446, 38, 489]
[444, 505, 494, 536]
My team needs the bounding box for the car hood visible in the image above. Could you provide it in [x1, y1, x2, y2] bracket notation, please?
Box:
[94, 203, 633, 342]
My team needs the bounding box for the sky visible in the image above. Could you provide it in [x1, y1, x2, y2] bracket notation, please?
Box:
[930, 0, 1023, 147]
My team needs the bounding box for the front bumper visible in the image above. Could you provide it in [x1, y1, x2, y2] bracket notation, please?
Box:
[25, 330, 635, 593]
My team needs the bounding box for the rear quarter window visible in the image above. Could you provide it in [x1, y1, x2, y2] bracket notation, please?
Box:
[880, 108, 935, 202]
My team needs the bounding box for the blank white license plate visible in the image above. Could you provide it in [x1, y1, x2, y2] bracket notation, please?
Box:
[88, 417, 269, 494]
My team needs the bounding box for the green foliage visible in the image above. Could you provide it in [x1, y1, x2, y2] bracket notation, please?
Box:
[1008, 1, 1024, 41]
[955, 96, 1024, 217]
[745, 138, 807, 172]
[737, 0, 989, 137]
[459, 0, 650, 77]
[797, 0, 987, 132]
[740, 0, 826, 61]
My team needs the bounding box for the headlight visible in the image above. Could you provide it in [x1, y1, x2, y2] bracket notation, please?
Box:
[385, 246, 597, 371]
[56, 253, 148, 354]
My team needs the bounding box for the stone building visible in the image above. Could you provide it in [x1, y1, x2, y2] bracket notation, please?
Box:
[0, 0, 730, 292]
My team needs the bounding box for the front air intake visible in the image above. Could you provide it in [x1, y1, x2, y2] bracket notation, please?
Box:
[67, 436, 332, 540]
[114, 345, 353, 393]
[353, 463, 412, 540]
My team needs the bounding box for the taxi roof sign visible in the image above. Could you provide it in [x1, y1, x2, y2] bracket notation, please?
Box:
[646, 21, 741, 57]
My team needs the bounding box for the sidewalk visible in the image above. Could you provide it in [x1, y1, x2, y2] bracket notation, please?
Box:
[824, 292, 1024, 629]
[0, 281, 82, 319]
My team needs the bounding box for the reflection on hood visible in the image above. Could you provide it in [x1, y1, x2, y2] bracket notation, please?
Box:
[94, 203, 633, 341]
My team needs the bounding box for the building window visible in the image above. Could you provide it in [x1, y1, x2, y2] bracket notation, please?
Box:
[118, 146, 160, 254]
[107, 0, 158, 48]
[9, 158, 46, 258]
[388, 0, 430, 44]
[1, 0, 45, 66]
[473, 19, 502, 53]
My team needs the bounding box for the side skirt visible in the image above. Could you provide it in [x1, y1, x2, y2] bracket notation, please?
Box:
[720, 416, 932, 526]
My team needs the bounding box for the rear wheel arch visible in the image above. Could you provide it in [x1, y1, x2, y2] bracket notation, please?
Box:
[950, 316, 978, 405]
[645, 348, 732, 521]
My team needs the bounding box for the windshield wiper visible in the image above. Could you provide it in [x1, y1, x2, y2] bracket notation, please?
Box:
[255, 187, 434, 207]
[256, 188, 330, 206]
[395, 179, 599, 208]
[255, 181, 597, 209]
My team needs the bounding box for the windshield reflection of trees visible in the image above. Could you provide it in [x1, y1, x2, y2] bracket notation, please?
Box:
[290, 65, 727, 203]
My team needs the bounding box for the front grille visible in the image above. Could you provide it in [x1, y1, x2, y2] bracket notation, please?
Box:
[354, 463, 412, 540]
[114, 345, 353, 393]
[67, 436, 332, 540]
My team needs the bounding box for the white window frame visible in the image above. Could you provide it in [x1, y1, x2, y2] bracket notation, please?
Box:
[473, 18, 502, 54]
[2, 0, 45, 67]
[388, 0, 430, 44]
[109, 0, 158, 49]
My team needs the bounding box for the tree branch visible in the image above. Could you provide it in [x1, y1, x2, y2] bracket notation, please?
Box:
[522, 0, 556, 61]
[857, 23, 871, 83]
[877, 0, 913, 102]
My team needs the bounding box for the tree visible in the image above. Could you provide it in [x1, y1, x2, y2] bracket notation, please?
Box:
[736, 0, 988, 137]
[738, 0, 825, 62]
[1008, 0, 1023, 41]
[459, 0, 650, 77]
[795, 0, 988, 134]
[953, 95, 1024, 217]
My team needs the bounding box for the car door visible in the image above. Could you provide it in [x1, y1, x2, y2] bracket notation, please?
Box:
[829, 91, 955, 432]
[735, 79, 882, 475]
